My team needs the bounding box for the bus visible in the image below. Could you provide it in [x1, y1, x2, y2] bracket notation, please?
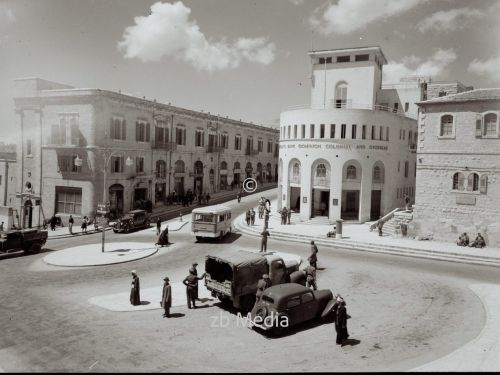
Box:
[191, 205, 232, 241]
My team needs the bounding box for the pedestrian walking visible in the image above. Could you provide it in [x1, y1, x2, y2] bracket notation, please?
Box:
[156, 226, 169, 246]
[305, 261, 317, 290]
[130, 270, 141, 306]
[250, 208, 256, 225]
[245, 209, 251, 226]
[258, 205, 264, 219]
[0, 221, 4, 232]
[308, 240, 318, 269]
[206, 193, 210, 205]
[50, 214, 57, 231]
[161, 276, 172, 318]
[260, 229, 270, 252]
[404, 194, 410, 211]
[237, 192, 241, 203]
[81, 216, 87, 233]
[68, 215, 74, 234]
[156, 217, 162, 236]
[264, 209, 270, 230]
[287, 209, 292, 225]
[377, 218, 384, 237]
[335, 296, 349, 346]
[183, 271, 205, 309]
[281, 207, 288, 225]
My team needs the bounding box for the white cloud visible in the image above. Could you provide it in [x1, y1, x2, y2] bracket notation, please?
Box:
[417, 7, 484, 33]
[118, 1, 276, 72]
[310, 0, 423, 35]
[0, 5, 16, 24]
[383, 48, 457, 83]
[468, 55, 500, 83]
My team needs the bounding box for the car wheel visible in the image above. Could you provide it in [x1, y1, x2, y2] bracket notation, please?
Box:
[254, 306, 268, 320]
[196, 236, 203, 241]
[28, 242, 42, 254]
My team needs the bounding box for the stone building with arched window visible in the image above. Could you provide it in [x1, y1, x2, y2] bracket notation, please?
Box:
[278, 46, 418, 223]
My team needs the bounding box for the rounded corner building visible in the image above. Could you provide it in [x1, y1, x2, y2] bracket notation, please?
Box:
[278, 46, 419, 223]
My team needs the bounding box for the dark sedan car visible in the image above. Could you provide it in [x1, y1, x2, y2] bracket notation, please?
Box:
[113, 209, 151, 233]
[250, 283, 335, 335]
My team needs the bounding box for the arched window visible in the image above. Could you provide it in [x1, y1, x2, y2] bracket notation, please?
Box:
[220, 161, 227, 170]
[452, 172, 465, 191]
[440, 115, 454, 136]
[467, 173, 479, 191]
[292, 163, 300, 179]
[346, 165, 356, 179]
[234, 161, 240, 170]
[174, 160, 185, 173]
[194, 161, 203, 175]
[484, 113, 498, 136]
[373, 166, 382, 182]
[335, 82, 348, 108]
[156, 160, 166, 178]
[316, 163, 326, 178]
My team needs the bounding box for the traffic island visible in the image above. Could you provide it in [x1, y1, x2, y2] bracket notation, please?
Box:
[89, 283, 215, 312]
[43, 242, 159, 267]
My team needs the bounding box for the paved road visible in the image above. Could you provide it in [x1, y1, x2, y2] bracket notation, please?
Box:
[0, 193, 499, 372]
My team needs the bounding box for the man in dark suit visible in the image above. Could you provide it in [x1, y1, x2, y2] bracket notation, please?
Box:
[183, 271, 205, 309]
[130, 270, 140, 306]
[161, 276, 172, 318]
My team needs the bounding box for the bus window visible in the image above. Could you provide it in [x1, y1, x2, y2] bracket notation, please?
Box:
[194, 213, 215, 223]
[219, 215, 224, 222]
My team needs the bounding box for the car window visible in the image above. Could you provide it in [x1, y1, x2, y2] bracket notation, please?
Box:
[262, 295, 274, 304]
[286, 296, 301, 309]
[301, 292, 314, 304]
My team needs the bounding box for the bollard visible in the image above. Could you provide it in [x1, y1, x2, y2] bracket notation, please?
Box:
[335, 219, 343, 239]
[179, 212, 183, 222]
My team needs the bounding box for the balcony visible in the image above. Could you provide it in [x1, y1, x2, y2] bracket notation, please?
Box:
[152, 140, 177, 151]
[206, 145, 225, 153]
[245, 148, 259, 156]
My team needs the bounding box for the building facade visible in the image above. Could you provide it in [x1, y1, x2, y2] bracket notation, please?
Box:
[412, 88, 500, 245]
[0, 151, 17, 207]
[278, 47, 419, 223]
[14, 78, 279, 226]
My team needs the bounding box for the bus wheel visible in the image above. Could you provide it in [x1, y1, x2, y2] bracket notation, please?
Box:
[196, 236, 203, 242]
[219, 231, 224, 241]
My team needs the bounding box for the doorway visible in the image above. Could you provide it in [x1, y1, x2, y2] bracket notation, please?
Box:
[370, 190, 382, 220]
[289, 186, 301, 211]
[341, 190, 359, 220]
[312, 189, 329, 217]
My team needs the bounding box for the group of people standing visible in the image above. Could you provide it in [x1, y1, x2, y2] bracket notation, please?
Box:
[129, 262, 206, 318]
[245, 208, 256, 226]
[279, 206, 292, 225]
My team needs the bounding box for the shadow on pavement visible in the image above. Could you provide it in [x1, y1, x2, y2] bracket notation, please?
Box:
[167, 313, 185, 318]
[260, 317, 335, 340]
[342, 338, 361, 347]
[140, 301, 151, 306]
[195, 233, 242, 244]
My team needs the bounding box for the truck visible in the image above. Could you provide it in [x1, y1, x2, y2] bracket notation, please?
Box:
[0, 228, 48, 259]
[204, 250, 305, 311]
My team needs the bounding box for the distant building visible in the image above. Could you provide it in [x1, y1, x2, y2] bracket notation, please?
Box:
[14, 78, 279, 227]
[0, 151, 17, 207]
[413, 88, 500, 245]
[278, 46, 419, 223]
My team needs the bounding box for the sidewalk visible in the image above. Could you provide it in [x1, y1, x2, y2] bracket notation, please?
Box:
[47, 183, 276, 240]
[235, 200, 500, 268]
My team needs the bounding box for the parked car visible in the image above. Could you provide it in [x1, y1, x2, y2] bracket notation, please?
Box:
[0, 228, 48, 258]
[113, 209, 151, 233]
[250, 283, 335, 336]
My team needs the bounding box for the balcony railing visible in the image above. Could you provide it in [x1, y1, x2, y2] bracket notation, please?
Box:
[152, 140, 177, 151]
[245, 148, 259, 156]
[206, 145, 225, 153]
[283, 102, 418, 120]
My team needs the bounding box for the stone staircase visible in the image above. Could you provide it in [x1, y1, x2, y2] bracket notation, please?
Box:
[383, 210, 414, 236]
[284, 212, 331, 225]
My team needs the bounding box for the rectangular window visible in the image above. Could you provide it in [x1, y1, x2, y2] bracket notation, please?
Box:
[111, 156, 124, 173]
[55, 187, 82, 215]
[326, 57, 332, 63]
[362, 125, 366, 140]
[402, 129, 406, 140]
[310, 124, 315, 138]
[379, 126, 383, 140]
[110, 117, 126, 141]
[301, 124, 306, 138]
[294, 125, 298, 139]
[371, 126, 375, 140]
[330, 124, 336, 139]
[337, 55, 350, 63]
[235, 135, 241, 150]
[319, 57, 325, 64]
[136, 121, 150, 142]
[405, 102, 409, 112]
[476, 115, 483, 137]
[320, 124, 325, 138]
[258, 139, 263, 152]
[195, 130, 204, 147]
[176, 127, 186, 145]
[341, 124, 346, 139]
[267, 140, 272, 153]
[136, 157, 145, 174]
[355, 54, 369, 62]
[71, 155, 82, 173]
[386, 127, 389, 141]
[393, 103, 399, 113]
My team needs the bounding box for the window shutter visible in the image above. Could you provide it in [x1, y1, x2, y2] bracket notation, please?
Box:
[476, 114, 483, 137]
[146, 123, 150, 142]
[110, 118, 114, 139]
[136, 121, 139, 141]
[122, 119, 126, 140]
[480, 175, 488, 194]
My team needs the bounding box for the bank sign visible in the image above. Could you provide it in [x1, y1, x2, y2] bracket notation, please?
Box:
[279, 142, 388, 151]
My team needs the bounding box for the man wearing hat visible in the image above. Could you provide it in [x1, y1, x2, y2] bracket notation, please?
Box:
[189, 262, 201, 300]
[255, 274, 272, 303]
[130, 270, 141, 306]
[161, 276, 172, 318]
[304, 261, 317, 291]
[335, 295, 349, 346]
[308, 240, 318, 269]
[260, 229, 270, 252]
[183, 269, 205, 309]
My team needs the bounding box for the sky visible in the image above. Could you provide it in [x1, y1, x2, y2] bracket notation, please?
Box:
[0, 0, 499, 143]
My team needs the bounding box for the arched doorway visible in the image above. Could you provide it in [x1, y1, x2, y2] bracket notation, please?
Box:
[220, 161, 228, 190]
[109, 184, 124, 218]
[174, 160, 185, 196]
[341, 160, 362, 220]
[256, 163, 263, 183]
[266, 162, 272, 182]
[288, 159, 301, 211]
[194, 161, 204, 195]
[155, 160, 167, 205]
[311, 159, 331, 218]
[245, 162, 253, 179]
[233, 161, 241, 188]
[209, 168, 215, 192]
[371, 161, 385, 220]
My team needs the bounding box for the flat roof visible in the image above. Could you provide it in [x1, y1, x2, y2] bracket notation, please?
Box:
[308, 46, 387, 64]
[417, 88, 500, 105]
[192, 204, 231, 214]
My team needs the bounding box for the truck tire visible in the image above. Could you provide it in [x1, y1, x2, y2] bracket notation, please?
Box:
[239, 294, 256, 313]
[196, 236, 203, 241]
[28, 242, 42, 254]
[219, 231, 224, 241]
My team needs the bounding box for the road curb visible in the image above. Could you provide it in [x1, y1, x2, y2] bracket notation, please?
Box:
[235, 215, 500, 269]
[47, 227, 113, 240]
